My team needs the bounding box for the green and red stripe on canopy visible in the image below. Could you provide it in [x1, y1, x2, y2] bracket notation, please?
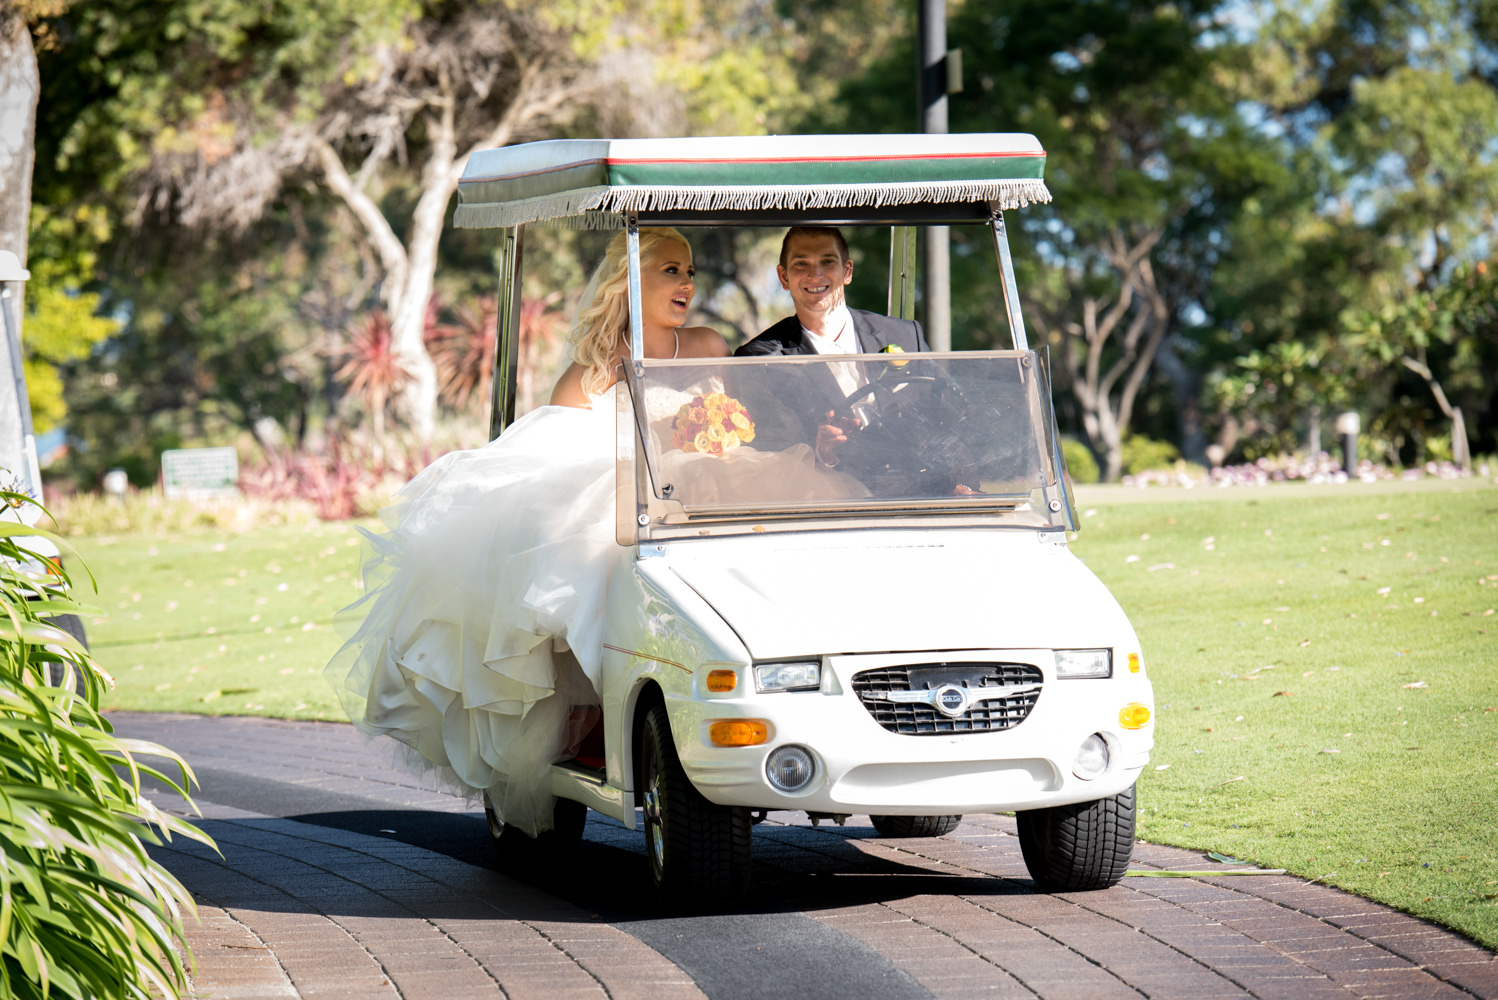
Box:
[453, 134, 1050, 229]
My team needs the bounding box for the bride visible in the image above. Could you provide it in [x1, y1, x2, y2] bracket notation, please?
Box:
[326, 228, 728, 835]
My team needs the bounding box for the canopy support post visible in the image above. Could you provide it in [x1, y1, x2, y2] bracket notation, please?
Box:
[990, 209, 1029, 351]
[888, 226, 917, 322]
[626, 217, 644, 366]
[488, 224, 525, 440]
[620, 214, 668, 527]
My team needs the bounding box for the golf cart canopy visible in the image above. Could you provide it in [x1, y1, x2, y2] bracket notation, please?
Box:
[454, 134, 1051, 229]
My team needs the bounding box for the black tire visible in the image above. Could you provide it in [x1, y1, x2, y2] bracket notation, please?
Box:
[870, 814, 961, 838]
[483, 790, 586, 868]
[51, 613, 88, 650]
[45, 614, 90, 694]
[640, 705, 752, 906]
[1016, 783, 1136, 892]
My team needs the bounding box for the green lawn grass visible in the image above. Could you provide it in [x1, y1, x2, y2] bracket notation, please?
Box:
[81, 480, 1498, 947]
[1070, 479, 1498, 948]
[83, 520, 364, 719]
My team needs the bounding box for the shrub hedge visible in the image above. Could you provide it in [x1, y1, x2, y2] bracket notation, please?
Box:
[0, 491, 212, 1000]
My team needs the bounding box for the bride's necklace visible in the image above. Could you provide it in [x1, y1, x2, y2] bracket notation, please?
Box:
[621, 328, 680, 362]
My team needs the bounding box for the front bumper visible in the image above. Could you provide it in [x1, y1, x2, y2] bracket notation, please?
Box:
[670, 650, 1154, 814]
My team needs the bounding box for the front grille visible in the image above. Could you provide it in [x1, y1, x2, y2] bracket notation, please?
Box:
[851, 662, 1043, 735]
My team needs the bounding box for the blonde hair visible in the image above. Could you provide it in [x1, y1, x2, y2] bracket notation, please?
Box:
[567, 227, 692, 396]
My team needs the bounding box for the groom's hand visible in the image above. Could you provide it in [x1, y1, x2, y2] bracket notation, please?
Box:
[816, 410, 859, 467]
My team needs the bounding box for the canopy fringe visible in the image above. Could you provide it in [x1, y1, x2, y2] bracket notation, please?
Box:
[454, 179, 1052, 230]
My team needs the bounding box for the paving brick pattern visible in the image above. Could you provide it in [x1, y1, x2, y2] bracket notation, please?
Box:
[114, 713, 1496, 1000]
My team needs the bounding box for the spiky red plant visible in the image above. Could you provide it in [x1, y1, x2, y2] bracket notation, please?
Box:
[427, 297, 498, 411]
[337, 309, 408, 440]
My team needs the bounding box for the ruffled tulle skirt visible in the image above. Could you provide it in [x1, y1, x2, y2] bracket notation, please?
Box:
[325, 400, 620, 836]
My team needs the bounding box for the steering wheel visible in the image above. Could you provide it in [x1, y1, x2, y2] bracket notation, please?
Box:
[832, 374, 980, 496]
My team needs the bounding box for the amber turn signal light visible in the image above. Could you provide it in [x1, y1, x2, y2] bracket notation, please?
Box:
[1128, 652, 1141, 673]
[1119, 703, 1152, 729]
[709, 720, 768, 746]
[706, 670, 737, 692]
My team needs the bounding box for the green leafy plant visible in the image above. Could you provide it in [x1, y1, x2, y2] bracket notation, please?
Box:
[1121, 435, 1181, 476]
[1061, 437, 1101, 485]
[0, 489, 213, 999]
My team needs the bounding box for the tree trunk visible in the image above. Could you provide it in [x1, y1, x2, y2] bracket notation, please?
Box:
[1154, 337, 1208, 465]
[1400, 353, 1470, 469]
[0, 16, 37, 262]
[0, 17, 38, 494]
[386, 110, 457, 442]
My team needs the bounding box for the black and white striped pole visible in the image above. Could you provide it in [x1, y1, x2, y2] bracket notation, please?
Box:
[919, 0, 961, 351]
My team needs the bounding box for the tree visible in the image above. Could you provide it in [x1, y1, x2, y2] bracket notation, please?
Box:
[1342, 260, 1497, 466]
[818, 0, 1284, 480]
[36, 1, 813, 447]
[1206, 0, 1498, 462]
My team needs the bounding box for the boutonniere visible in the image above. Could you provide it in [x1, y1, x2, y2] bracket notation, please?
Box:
[880, 343, 910, 367]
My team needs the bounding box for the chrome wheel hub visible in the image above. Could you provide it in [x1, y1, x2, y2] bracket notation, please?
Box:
[644, 776, 664, 867]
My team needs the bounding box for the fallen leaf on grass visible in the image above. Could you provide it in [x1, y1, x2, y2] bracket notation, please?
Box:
[1155, 764, 1171, 770]
[1217, 775, 1245, 786]
[1403, 681, 1429, 689]
[1147, 563, 1175, 572]
[1377, 587, 1392, 595]
[1299, 638, 1312, 647]
[1273, 690, 1294, 697]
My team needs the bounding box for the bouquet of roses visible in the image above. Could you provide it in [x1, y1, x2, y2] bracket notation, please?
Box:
[671, 392, 756, 456]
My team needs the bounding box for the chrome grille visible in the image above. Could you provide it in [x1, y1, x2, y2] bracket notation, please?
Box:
[851, 662, 1043, 735]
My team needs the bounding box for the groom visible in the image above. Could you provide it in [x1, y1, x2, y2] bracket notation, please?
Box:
[736, 226, 928, 359]
[734, 227, 929, 461]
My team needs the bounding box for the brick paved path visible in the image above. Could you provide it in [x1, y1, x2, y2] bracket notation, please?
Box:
[113, 713, 1497, 1000]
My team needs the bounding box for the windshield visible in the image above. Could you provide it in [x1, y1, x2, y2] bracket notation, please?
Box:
[623, 351, 1072, 529]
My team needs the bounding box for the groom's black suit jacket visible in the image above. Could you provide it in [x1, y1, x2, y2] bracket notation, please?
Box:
[735, 309, 929, 358]
[730, 309, 929, 453]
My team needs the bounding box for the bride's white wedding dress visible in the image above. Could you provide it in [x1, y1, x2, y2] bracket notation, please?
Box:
[327, 375, 866, 836]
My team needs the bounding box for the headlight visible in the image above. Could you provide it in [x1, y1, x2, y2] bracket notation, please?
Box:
[754, 660, 821, 692]
[1055, 648, 1112, 679]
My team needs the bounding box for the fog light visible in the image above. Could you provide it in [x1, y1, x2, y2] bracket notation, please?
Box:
[1119, 702, 1152, 729]
[706, 669, 737, 692]
[765, 745, 816, 792]
[1073, 733, 1110, 779]
[709, 720, 768, 746]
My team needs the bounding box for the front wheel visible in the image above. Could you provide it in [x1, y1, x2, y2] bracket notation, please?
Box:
[1015, 784, 1136, 892]
[870, 815, 961, 838]
[640, 705, 752, 906]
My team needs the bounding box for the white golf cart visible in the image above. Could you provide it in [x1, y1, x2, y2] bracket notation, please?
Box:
[455, 134, 1154, 902]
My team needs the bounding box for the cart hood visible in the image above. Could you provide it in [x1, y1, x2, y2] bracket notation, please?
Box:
[666, 531, 1134, 660]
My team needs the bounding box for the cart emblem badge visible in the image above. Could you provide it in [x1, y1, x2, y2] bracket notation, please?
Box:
[935, 685, 967, 717]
